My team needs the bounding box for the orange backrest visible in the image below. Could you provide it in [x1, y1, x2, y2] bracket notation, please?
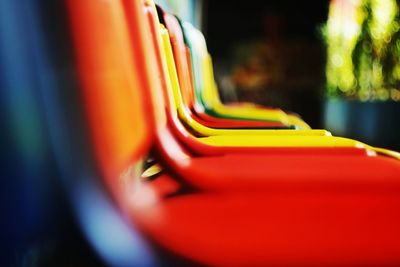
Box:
[67, 0, 155, 193]
[123, 0, 169, 132]
[129, 0, 181, 126]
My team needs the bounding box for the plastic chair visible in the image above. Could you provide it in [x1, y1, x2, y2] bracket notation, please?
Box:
[158, 7, 295, 130]
[66, 0, 400, 266]
[7, 0, 399, 266]
[148, 7, 328, 137]
[160, 21, 330, 137]
[140, 1, 400, 161]
[162, 11, 308, 130]
[0, 0, 157, 266]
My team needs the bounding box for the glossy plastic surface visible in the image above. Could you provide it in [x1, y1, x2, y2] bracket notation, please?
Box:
[68, 1, 400, 266]
[134, 171, 400, 266]
[68, 0, 154, 185]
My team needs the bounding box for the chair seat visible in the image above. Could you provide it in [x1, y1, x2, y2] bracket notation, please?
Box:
[132, 173, 400, 266]
[178, 154, 400, 191]
[189, 109, 293, 129]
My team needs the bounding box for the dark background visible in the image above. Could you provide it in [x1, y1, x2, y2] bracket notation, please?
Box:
[204, 0, 330, 128]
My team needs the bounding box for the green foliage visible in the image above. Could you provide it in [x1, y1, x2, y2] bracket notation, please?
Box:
[325, 0, 400, 101]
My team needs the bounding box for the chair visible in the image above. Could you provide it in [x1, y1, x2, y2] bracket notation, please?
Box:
[3, 0, 398, 265]
[141, 0, 400, 161]
[0, 0, 157, 265]
[159, 7, 295, 130]
[66, 0, 400, 265]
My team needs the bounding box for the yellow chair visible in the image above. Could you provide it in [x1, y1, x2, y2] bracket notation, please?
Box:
[139, 0, 399, 159]
[161, 24, 328, 137]
[158, 23, 400, 159]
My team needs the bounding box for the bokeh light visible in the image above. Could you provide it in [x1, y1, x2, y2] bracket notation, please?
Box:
[325, 0, 400, 101]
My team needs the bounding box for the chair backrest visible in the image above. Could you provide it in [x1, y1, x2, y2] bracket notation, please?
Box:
[66, 1, 162, 265]
[140, 0, 205, 136]
[142, 2, 221, 138]
[124, 0, 195, 162]
[67, 0, 155, 189]
[181, 22, 207, 108]
[182, 22, 225, 110]
[2, 0, 159, 265]
[162, 10, 196, 110]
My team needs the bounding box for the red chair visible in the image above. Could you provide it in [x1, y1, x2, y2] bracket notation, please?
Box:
[67, 0, 400, 265]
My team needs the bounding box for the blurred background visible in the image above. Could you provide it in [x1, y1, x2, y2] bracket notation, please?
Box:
[157, 0, 400, 150]
[205, 0, 328, 130]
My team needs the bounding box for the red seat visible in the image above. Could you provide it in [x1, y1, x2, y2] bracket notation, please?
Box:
[134, 175, 400, 266]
